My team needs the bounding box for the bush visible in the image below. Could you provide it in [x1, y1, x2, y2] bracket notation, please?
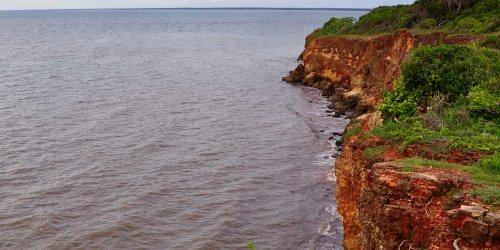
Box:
[455, 17, 483, 33]
[467, 84, 500, 117]
[480, 33, 500, 50]
[401, 45, 498, 105]
[419, 18, 438, 29]
[380, 84, 419, 118]
[381, 45, 500, 119]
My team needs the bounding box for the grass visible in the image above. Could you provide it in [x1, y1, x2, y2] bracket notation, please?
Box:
[396, 155, 500, 206]
[401, 166, 418, 172]
[364, 146, 387, 158]
[344, 123, 361, 141]
[470, 187, 500, 208]
[366, 117, 500, 152]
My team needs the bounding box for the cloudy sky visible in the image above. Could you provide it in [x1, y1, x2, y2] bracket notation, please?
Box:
[0, 0, 414, 10]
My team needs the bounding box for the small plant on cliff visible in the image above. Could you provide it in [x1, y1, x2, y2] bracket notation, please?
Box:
[343, 123, 361, 141]
[247, 241, 256, 250]
[364, 146, 388, 158]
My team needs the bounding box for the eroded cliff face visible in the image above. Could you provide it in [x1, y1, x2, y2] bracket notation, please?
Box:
[286, 30, 477, 115]
[336, 121, 500, 249]
[284, 30, 500, 249]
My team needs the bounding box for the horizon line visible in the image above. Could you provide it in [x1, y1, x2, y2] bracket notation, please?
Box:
[0, 7, 372, 12]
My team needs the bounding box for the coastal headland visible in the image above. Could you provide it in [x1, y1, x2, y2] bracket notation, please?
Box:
[284, 0, 500, 248]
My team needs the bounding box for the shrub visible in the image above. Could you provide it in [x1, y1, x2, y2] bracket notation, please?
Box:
[480, 33, 500, 50]
[380, 84, 419, 118]
[467, 84, 500, 117]
[419, 18, 438, 29]
[455, 17, 482, 33]
[401, 45, 498, 106]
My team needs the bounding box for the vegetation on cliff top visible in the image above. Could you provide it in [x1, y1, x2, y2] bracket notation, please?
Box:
[368, 44, 500, 205]
[307, 0, 499, 42]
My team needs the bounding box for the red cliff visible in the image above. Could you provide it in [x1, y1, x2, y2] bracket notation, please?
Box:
[286, 30, 499, 249]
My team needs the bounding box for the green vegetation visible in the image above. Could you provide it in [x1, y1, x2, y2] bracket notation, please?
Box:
[344, 123, 361, 141]
[364, 146, 387, 158]
[374, 44, 499, 153]
[369, 43, 499, 205]
[401, 166, 419, 172]
[480, 32, 500, 50]
[247, 242, 256, 250]
[308, 17, 355, 43]
[380, 45, 500, 118]
[308, 0, 500, 38]
[396, 156, 500, 206]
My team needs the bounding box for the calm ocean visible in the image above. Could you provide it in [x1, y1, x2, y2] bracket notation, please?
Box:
[0, 9, 365, 249]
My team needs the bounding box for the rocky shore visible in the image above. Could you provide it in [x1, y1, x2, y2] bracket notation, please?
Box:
[284, 30, 500, 249]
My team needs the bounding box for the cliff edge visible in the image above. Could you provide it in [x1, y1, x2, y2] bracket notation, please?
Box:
[284, 29, 499, 249]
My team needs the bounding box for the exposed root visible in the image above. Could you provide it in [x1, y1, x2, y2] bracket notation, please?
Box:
[453, 238, 461, 250]
[398, 240, 408, 250]
[425, 197, 434, 217]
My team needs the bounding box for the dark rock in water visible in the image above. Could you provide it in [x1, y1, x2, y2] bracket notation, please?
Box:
[321, 83, 336, 96]
[335, 140, 343, 146]
[297, 52, 304, 62]
[303, 72, 322, 86]
[325, 110, 334, 113]
[320, 129, 325, 132]
[332, 132, 343, 136]
[282, 64, 305, 83]
[328, 136, 334, 140]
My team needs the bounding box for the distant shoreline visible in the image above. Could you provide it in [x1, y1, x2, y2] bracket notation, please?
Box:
[0, 7, 372, 12]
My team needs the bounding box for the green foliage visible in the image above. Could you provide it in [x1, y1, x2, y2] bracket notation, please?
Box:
[402, 45, 497, 103]
[307, 17, 355, 43]
[364, 146, 387, 158]
[401, 166, 418, 172]
[470, 187, 500, 207]
[247, 242, 256, 250]
[307, 0, 499, 39]
[341, 5, 413, 34]
[456, 17, 483, 33]
[380, 45, 500, 119]
[370, 117, 499, 152]
[467, 84, 500, 117]
[480, 33, 500, 50]
[396, 155, 500, 186]
[380, 84, 419, 118]
[420, 18, 438, 29]
[477, 152, 500, 174]
[451, 0, 500, 33]
[344, 123, 361, 141]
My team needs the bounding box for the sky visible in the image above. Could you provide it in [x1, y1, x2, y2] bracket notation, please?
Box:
[0, 0, 415, 10]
